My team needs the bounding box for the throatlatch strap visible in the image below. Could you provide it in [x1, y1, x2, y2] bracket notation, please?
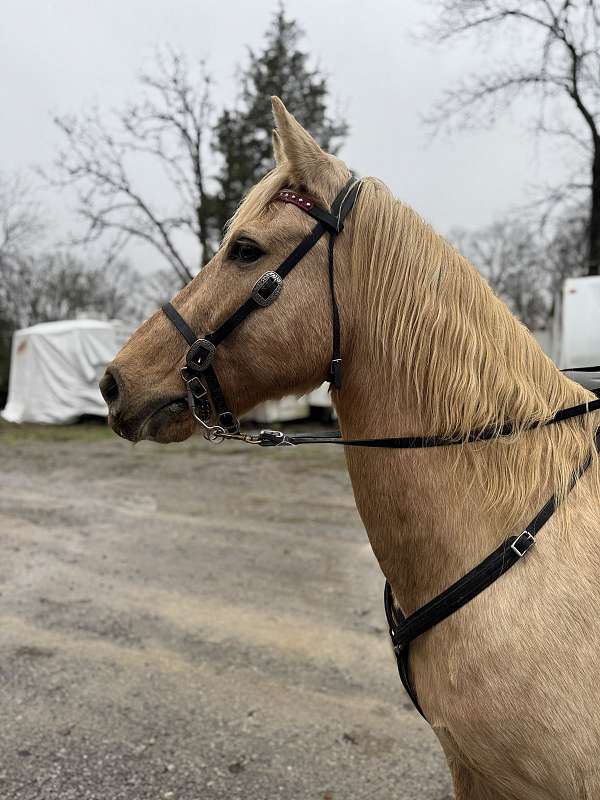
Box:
[328, 232, 342, 389]
[384, 429, 600, 720]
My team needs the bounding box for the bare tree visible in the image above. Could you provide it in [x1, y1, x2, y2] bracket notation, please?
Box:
[51, 49, 215, 286]
[427, 0, 600, 275]
[0, 172, 46, 337]
[0, 172, 45, 260]
[451, 219, 551, 328]
[1, 253, 146, 330]
[544, 201, 589, 299]
[0, 172, 149, 397]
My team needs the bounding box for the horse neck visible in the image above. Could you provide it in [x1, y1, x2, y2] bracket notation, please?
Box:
[333, 189, 594, 615]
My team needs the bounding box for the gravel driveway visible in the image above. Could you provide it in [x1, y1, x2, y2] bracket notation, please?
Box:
[0, 422, 452, 799]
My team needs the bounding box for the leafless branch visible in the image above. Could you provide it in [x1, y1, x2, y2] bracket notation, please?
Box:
[0, 172, 45, 259]
[48, 48, 216, 285]
[425, 0, 600, 273]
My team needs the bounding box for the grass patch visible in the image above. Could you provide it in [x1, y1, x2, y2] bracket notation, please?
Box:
[0, 417, 114, 444]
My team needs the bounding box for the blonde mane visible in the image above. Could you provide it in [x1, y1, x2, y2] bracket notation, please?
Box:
[222, 167, 598, 529]
[350, 177, 599, 527]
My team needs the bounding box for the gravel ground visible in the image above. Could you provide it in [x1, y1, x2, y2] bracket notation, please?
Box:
[0, 421, 452, 800]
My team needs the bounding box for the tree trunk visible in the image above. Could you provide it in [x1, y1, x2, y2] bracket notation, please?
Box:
[588, 144, 600, 276]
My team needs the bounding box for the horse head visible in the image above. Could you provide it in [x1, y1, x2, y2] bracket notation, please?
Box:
[100, 98, 356, 443]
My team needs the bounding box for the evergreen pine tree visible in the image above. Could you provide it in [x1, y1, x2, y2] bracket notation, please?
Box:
[212, 5, 347, 235]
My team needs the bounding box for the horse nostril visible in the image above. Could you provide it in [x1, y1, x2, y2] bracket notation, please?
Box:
[99, 370, 120, 406]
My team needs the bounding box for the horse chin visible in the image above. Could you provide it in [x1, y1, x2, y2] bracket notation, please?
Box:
[138, 399, 195, 443]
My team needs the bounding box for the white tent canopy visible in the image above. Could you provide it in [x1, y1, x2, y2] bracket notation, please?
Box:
[1, 319, 119, 424]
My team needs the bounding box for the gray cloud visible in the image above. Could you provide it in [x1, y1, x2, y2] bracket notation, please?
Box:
[0, 0, 568, 270]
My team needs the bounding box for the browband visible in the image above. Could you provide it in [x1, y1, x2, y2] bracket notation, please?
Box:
[276, 189, 345, 233]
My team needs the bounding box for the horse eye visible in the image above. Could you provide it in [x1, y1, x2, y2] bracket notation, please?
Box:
[229, 239, 264, 264]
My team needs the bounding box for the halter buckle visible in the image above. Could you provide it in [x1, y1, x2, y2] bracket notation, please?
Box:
[251, 271, 283, 307]
[181, 369, 211, 422]
[186, 338, 216, 372]
[510, 530, 535, 558]
[217, 411, 240, 435]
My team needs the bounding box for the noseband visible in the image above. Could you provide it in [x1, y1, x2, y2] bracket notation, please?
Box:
[162, 177, 361, 442]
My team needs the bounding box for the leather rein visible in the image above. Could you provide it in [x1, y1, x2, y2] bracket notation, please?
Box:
[162, 176, 600, 720]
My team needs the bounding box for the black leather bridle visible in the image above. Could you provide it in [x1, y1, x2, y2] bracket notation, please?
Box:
[162, 177, 362, 443]
[162, 175, 600, 721]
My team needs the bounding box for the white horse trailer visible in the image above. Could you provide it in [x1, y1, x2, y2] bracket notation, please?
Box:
[535, 276, 600, 391]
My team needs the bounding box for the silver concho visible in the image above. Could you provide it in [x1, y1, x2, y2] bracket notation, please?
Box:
[251, 271, 283, 307]
[186, 337, 216, 372]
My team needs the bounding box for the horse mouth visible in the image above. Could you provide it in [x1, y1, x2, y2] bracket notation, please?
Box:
[111, 396, 192, 443]
[138, 397, 192, 442]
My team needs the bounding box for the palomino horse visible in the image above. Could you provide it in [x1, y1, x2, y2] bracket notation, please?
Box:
[101, 98, 600, 799]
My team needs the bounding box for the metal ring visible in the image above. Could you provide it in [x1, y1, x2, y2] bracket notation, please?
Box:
[206, 426, 227, 443]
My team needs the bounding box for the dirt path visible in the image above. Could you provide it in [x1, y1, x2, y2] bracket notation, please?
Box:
[0, 423, 452, 799]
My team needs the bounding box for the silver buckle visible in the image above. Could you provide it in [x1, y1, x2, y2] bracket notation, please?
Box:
[251, 271, 283, 307]
[510, 530, 535, 558]
[186, 338, 216, 372]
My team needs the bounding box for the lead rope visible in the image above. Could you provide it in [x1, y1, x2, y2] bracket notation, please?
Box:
[254, 383, 600, 447]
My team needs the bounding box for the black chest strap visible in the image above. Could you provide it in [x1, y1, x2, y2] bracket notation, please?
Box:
[384, 429, 600, 720]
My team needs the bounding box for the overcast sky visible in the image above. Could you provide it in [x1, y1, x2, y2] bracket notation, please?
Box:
[1, 0, 571, 270]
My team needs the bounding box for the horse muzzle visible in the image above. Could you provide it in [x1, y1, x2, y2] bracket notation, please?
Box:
[99, 366, 192, 443]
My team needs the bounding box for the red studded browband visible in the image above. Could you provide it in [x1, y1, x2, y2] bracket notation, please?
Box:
[275, 189, 343, 233]
[276, 189, 316, 212]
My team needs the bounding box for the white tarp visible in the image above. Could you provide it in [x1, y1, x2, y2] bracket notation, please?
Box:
[1, 319, 118, 424]
[1, 317, 334, 426]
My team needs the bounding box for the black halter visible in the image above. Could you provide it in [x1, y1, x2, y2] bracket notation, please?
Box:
[162, 177, 361, 441]
[162, 175, 600, 723]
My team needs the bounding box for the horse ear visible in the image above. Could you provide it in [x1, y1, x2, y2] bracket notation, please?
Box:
[271, 96, 329, 184]
[272, 129, 286, 166]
